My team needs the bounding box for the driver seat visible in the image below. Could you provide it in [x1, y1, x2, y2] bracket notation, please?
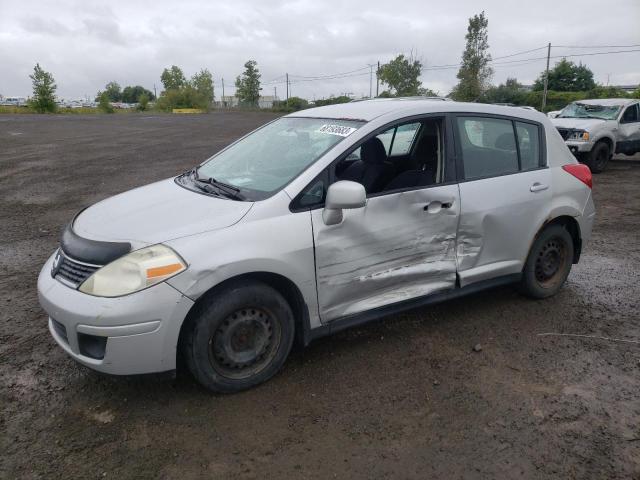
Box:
[340, 137, 395, 193]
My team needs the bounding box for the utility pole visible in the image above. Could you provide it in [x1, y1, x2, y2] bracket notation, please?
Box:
[369, 64, 373, 98]
[274, 86, 277, 100]
[221, 78, 225, 107]
[376, 61, 380, 97]
[286, 73, 289, 103]
[542, 42, 551, 112]
[153, 84, 157, 100]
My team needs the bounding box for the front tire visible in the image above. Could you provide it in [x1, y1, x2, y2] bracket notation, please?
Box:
[519, 225, 574, 299]
[585, 141, 609, 173]
[183, 281, 295, 393]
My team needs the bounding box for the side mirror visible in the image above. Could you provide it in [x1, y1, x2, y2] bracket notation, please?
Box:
[322, 180, 366, 226]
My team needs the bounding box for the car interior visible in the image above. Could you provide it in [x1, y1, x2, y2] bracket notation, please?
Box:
[334, 118, 444, 195]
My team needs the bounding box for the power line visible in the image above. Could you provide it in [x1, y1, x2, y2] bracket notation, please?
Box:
[422, 47, 640, 71]
[288, 66, 371, 81]
[253, 45, 640, 92]
[552, 44, 640, 49]
[491, 45, 549, 60]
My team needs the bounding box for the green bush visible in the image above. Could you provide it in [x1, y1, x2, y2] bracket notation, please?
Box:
[271, 96, 308, 112]
[155, 86, 210, 112]
[98, 92, 114, 113]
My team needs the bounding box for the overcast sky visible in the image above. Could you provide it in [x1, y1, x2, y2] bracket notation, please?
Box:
[1, 0, 639, 100]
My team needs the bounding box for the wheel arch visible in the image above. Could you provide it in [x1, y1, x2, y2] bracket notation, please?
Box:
[594, 135, 615, 153]
[177, 271, 312, 365]
[533, 215, 582, 264]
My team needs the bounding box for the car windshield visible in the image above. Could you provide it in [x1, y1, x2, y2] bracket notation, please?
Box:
[558, 102, 621, 120]
[195, 117, 365, 200]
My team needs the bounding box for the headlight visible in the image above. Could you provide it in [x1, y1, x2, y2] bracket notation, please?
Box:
[79, 245, 186, 297]
[569, 130, 589, 141]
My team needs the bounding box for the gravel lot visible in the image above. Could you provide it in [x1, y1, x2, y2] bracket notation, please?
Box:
[1, 112, 639, 479]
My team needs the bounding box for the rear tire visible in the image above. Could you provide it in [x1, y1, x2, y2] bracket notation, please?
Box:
[183, 281, 295, 393]
[519, 225, 574, 299]
[585, 141, 609, 173]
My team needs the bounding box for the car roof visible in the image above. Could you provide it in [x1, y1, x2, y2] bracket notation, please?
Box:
[574, 98, 636, 107]
[289, 98, 546, 123]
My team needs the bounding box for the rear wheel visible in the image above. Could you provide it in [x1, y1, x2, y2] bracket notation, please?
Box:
[183, 281, 295, 393]
[585, 141, 609, 173]
[519, 225, 574, 299]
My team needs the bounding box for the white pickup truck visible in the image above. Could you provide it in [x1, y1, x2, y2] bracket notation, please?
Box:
[551, 98, 640, 172]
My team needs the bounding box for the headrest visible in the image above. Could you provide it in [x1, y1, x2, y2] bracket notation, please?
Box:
[361, 137, 387, 164]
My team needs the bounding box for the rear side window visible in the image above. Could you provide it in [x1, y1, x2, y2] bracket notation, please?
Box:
[516, 121, 540, 171]
[457, 117, 519, 179]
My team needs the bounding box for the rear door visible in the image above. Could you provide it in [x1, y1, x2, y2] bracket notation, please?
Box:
[453, 114, 551, 286]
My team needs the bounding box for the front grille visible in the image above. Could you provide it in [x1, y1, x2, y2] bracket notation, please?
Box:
[556, 127, 572, 140]
[51, 318, 68, 344]
[55, 251, 101, 287]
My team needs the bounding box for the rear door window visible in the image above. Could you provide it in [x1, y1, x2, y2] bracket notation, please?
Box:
[457, 117, 519, 180]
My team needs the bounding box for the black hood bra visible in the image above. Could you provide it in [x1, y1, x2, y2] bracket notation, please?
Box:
[60, 209, 131, 265]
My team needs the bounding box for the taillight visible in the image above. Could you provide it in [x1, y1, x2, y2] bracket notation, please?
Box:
[562, 164, 592, 189]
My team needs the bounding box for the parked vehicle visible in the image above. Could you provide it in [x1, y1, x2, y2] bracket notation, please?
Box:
[551, 98, 640, 172]
[38, 99, 595, 392]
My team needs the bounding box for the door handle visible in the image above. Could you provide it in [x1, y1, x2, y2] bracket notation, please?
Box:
[530, 182, 549, 193]
[424, 201, 453, 212]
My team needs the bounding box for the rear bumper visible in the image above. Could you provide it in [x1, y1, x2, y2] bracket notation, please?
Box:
[578, 191, 596, 246]
[38, 252, 194, 375]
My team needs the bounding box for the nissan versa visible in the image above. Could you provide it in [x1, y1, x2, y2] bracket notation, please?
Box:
[38, 99, 595, 392]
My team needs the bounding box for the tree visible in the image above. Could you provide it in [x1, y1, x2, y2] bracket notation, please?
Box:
[483, 77, 527, 104]
[98, 91, 114, 113]
[191, 69, 214, 105]
[161, 65, 187, 91]
[103, 81, 122, 102]
[137, 93, 150, 111]
[28, 64, 57, 113]
[121, 85, 155, 103]
[533, 59, 596, 92]
[451, 11, 493, 101]
[377, 54, 424, 96]
[235, 60, 262, 106]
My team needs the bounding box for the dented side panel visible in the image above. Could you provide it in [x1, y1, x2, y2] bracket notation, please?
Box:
[456, 169, 552, 286]
[312, 185, 460, 322]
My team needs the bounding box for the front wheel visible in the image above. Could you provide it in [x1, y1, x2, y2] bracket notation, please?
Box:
[519, 225, 574, 299]
[585, 141, 609, 173]
[183, 281, 295, 393]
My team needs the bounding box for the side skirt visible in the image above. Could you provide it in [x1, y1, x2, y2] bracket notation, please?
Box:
[304, 273, 522, 344]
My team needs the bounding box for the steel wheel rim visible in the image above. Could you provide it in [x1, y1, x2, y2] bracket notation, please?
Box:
[534, 237, 567, 288]
[208, 307, 281, 380]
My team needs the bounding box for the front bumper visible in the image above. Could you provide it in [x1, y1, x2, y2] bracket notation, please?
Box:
[565, 140, 593, 154]
[38, 253, 194, 375]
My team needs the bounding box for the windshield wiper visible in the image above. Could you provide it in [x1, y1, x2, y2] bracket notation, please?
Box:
[190, 168, 245, 200]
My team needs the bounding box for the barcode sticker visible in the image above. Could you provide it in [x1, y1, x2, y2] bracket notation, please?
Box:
[317, 124, 357, 137]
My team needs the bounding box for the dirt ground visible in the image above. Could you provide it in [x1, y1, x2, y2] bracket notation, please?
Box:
[1, 112, 639, 479]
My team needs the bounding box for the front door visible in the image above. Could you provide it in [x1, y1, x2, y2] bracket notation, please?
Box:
[617, 103, 640, 154]
[310, 117, 460, 322]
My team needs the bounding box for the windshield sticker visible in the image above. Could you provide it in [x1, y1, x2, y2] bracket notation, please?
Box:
[317, 124, 357, 137]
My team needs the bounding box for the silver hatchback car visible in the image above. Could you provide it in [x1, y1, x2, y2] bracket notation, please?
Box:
[38, 99, 595, 392]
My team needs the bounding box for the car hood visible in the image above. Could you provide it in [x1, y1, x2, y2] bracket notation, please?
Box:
[551, 117, 607, 131]
[73, 178, 253, 247]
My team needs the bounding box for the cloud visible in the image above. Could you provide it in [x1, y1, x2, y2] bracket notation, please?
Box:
[0, 0, 638, 99]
